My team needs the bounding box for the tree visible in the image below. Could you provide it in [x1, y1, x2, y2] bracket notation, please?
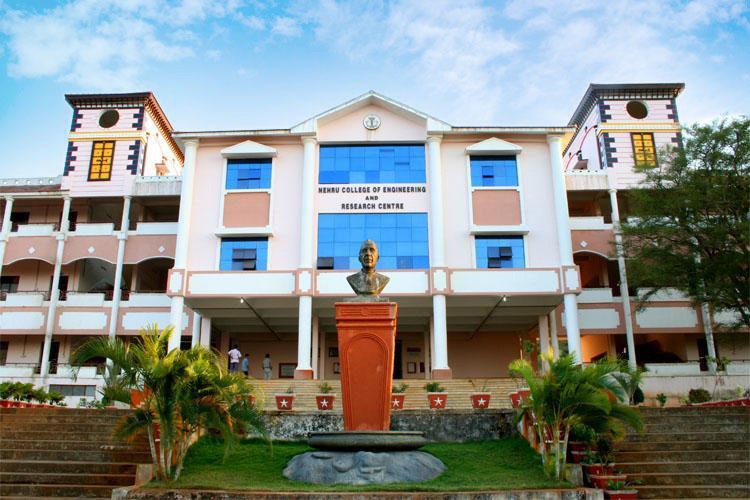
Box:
[620, 118, 750, 330]
[70, 324, 266, 482]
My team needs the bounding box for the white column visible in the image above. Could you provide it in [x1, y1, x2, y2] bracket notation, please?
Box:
[319, 328, 327, 380]
[0, 196, 14, 278]
[547, 135, 582, 363]
[40, 196, 71, 377]
[295, 136, 317, 378]
[199, 316, 211, 347]
[311, 316, 319, 379]
[699, 303, 718, 373]
[168, 139, 199, 351]
[191, 311, 201, 348]
[538, 315, 550, 372]
[423, 328, 431, 379]
[549, 310, 560, 359]
[108, 196, 131, 340]
[427, 136, 451, 377]
[609, 189, 637, 369]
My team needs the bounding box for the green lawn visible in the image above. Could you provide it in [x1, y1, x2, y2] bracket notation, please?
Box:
[147, 437, 568, 492]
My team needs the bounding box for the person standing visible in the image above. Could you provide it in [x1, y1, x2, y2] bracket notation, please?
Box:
[241, 353, 250, 377]
[262, 353, 272, 380]
[228, 344, 242, 373]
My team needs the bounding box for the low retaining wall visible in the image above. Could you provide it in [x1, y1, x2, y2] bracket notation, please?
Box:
[126, 489, 602, 499]
[258, 410, 516, 442]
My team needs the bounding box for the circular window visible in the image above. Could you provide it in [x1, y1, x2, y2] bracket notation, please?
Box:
[98, 109, 120, 128]
[626, 101, 648, 119]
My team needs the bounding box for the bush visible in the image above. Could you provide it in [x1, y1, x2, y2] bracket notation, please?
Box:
[392, 383, 409, 393]
[688, 388, 711, 404]
[424, 382, 445, 393]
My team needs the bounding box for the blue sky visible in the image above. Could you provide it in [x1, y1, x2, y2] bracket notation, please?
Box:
[0, 0, 748, 179]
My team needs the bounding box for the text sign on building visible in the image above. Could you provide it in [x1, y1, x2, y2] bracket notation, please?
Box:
[316, 184, 429, 212]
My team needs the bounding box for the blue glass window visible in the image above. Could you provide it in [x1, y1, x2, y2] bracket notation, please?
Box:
[319, 145, 425, 184]
[219, 238, 268, 271]
[475, 236, 524, 269]
[317, 213, 429, 270]
[470, 156, 518, 187]
[226, 159, 272, 189]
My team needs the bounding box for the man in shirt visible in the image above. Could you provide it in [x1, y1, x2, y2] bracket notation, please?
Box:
[262, 353, 272, 380]
[228, 344, 242, 373]
[241, 353, 250, 377]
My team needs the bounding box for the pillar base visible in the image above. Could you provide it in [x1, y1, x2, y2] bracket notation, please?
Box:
[431, 368, 453, 380]
[294, 369, 314, 380]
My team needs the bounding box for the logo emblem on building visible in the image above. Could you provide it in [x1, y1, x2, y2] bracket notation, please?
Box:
[363, 114, 381, 130]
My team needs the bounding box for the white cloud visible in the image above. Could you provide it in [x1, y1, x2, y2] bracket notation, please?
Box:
[272, 16, 302, 37]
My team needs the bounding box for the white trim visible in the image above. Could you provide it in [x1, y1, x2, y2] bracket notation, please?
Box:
[465, 137, 523, 155]
[220, 139, 277, 158]
[516, 151, 528, 226]
[470, 225, 530, 235]
[215, 227, 273, 237]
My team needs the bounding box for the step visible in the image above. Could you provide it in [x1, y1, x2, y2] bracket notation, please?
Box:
[643, 423, 749, 433]
[0, 415, 128, 425]
[632, 471, 750, 486]
[615, 449, 750, 462]
[0, 430, 135, 441]
[0, 483, 118, 498]
[0, 448, 151, 463]
[0, 423, 123, 434]
[639, 415, 750, 425]
[638, 408, 750, 418]
[0, 471, 135, 486]
[617, 460, 750, 474]
[636, 484, 750, 498]
[0, 439, 146, 452]
[626, 431, 749, 442]
[0, 459, 137, 475]
[619, 440, 750, 452]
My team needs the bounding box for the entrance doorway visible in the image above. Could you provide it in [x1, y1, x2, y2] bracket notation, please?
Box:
[393, 340, 403, 379]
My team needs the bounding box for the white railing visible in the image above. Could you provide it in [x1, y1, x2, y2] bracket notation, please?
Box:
[134, 222, 179, 235]
[123, 292, 171, 307]
[0, 176, 62, 188]
[62, 292, 106, 307]
[569, 216, 612, 231]
[70, 223, 114, 236]
[133, 175, 182, 196]
[578, 288, 614, 303]
[14, 224, 56, 236]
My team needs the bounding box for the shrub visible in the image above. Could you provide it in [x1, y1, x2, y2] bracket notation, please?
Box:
[656, 393, 668, 407]
[424, 382, 445, 393]
[392, 382, 409, 393]
[688, 388, 711, 404]
[318, 382, 333, 394]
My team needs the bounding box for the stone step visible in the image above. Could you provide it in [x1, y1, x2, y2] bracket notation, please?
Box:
[639, 414, 750, 425]
[616, 449, 750, 462]
[0, 439, 147, 452]
[643, 423, 748, 433]
[0, 430, 132, 441]
[638, 407, 750, 417]
[636, 484, 750, 498]
[0, 414, 127, 425]
[632, 471, 750, 486]
[626, 431, 749, 442]
[0, 459, 137, 475]
[0, 483, 118, 498]
[617, 460, 750, 474]
[0, 448, 151, 463]
[0, 471, 135, 486]
[619, 440, 750, 452]
[0, 423, 123, 434]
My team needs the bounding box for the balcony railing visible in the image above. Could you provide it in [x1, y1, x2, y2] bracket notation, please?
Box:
[0, 290, 52, 303]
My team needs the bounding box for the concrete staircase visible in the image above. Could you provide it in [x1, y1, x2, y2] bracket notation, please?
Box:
[0, 407, 151, 498]
[252, 378, 518, 411]
[616, 406, 750, 499]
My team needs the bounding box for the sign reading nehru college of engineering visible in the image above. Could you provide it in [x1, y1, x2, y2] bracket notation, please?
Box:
[316, 184, 429, 212]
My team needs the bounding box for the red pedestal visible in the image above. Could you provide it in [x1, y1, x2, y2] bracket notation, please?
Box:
[335, 301, 398, 431]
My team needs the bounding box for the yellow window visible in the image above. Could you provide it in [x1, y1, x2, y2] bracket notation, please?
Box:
[88, 141, 115, 181]
[631, 133, 656, 168]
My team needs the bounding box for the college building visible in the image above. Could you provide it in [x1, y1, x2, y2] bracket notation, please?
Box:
[0, 84, 747, 401]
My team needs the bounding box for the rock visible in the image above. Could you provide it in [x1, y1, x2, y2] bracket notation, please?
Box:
[283, 450, 445, 485]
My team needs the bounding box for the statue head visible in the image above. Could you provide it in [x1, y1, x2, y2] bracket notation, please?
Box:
[358, 240, 379, 272]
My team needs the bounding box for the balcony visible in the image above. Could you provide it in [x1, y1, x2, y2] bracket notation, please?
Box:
[565, 170, 608, 191]
[133, 175, 182, 196]
[0, 291, 49, 335]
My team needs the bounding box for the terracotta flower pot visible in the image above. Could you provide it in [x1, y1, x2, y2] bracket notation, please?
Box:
[275, 394, 295, 411]
[518, 388, 531, 402]
[569, 450, 586, 464]
[129, 388, 152, 408]
[248, 394, 256, 406]
[605, 490, 638, 500]
[390, 394, 405, 410]
[470, 393, 491, 409]
[0, 400, 11, 408]
[509, 391, 521, 408]
[427, 392, 447, 409]
[315, 395, 335, 411]
[568, 441, 588, 453]
[590, 473, 626, 490]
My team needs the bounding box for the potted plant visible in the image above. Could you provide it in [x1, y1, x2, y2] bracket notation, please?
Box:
[0, 382, 13, 407]
[583, 435, 617, 486]
[315, 382, 335, 411]
[469, 379, 491, 409]
[275, 385, 295, 411]
[656, 393, 667, 408]
[48, 390, 65, 407]
[424, 381, 447, 409]
[604, 478, 641, 499]
[11, 382, 34, 408]
[391, 382, 408, 410]
[31, 388, 49, 407]
[568, 423, 596, 464]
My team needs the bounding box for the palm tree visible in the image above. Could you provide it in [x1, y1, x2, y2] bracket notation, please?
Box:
[70, 324, 266, 481]
[509, 353, 642, 480]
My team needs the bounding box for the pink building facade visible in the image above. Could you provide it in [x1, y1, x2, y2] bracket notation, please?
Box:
[1, 85, 747, 403]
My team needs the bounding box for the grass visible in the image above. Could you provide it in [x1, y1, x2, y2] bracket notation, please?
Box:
[147, 437, 568, 492]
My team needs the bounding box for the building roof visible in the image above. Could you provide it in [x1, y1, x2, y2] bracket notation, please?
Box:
[567, 83, 685, 127]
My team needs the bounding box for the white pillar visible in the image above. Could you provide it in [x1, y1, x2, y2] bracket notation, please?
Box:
[191, 311, 201, 348]
[547, 135, 582, 363]
[295, 136, 317, 379]
[199, 316, 211, 347]
[311, 316, 319, 379]
[609, 189, 637, 369]
[423, 328, 431, 379]
[108, 196, 131, 340]
[41, 196, 71, 377]
[168, 139, 199, 351]
[0, 196, 14, 278]
[427, 136, 451, 378]
[549, 310, 560, 359]
[699, 303, 718, 373]
[538, 315, 550, 372]
[319, 328, 327, 380]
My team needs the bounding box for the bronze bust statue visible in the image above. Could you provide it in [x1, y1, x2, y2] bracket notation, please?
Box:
[346, 240, 390, 300]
